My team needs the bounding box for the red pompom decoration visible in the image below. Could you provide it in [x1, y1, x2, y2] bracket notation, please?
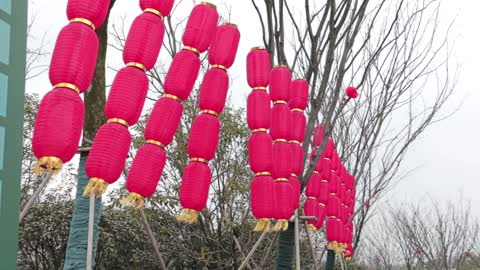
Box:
[123, 12, 165, 71]
[346, 86, 358, 99]
[67, 0, 111, 30]
[290, 111, 306, 143]
[85, 123, 132, 184]
[198, 68, 229, 114]
[247, 48, 270, 88]
[305, 172, 321, 198]
[32, 88, 84, 173]
[250, 175, 274, 219]
[247, 90, 271, 130]
[270, 103, 291, 141]
[289, 79, 309, 110]
[49, 23, 99, 93]
[315, 203, 327, 229]
[179, 161, 212, 211]
[187, 113, 220, 160]
[327, 195, 341, 217]
[304, 198, 319, 227]
[104, 66, 149, 126]
[248, 132, 273, 173]
[271, 142, 292, 180]
[125, 143, 166, 198]
[290, 143, 304, 176]
[145, 96, 183, 146]
[269, 66, 291, 102]
[182, 3, 219, 53]
[164, 50, 200, 101]
[140, 0, 175, 16]
[289, 176, 301, 210]
[208, 24, 240, 68]
[273, 181, 293, 220]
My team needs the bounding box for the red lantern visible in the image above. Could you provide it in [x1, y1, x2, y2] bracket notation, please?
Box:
[67, 0, 111, 30]
[248, 132, 273, 173]
[251, 175, 274, 231]
[315, 203, 327, 229]
[288, 79, 308, 110]
[186, 113, 221, 161]
[247, 48, 270, 88]
[140, 0, 175, 17]
[289, 176, 301, 210]
[247, 90, 271, 130]
[269, 66, 291, 102]
[270, 103, 291, 141]
[32, 88, 84, 175]
[290, 111, 306, 142]
[163, 49, 201, 101]
[304, 198, 319, 231]
[182, 3, 219, 53]
[271, 142, 292, 180]
[273, 181, 293, 231]
[305, 172, 322, 198]
[290, 143, 304, 177]
[208, 23, 240, 69]
[144, 96, 184, 146]
[198, 68, 229, 114]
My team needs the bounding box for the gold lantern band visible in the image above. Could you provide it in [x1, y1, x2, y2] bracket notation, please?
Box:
[183, 46, 200, 56]
[272, 219, 289, 231]
[255, 171, 271, 177]
[273, 139, 288, 143]
[321, 179, 328, 183]
[70, 18, 95, 31]
[319, 202, 326, 207]
[330, 192, 336, 196]
[176, 208, 200, 224]
[222, 22, 237, 28]
[143, 8, 163, 18]
[291, 173, 298, 177]
[200, 2, 216, 9]
[324, 157, 331, 161]
[108, 118, 129, 127]
[201, 109, 219, 117]
[191, 157, 209, 164]
[164, 93, 181, 102]
[291, 108, 304, 113]
[252, 128, 268, 133]
[253, 218, 271, 232]
[273, 100, 287, 105]
[54, 82, 80, 94]
[307, 196, 316, 200]
[33, 156, 63, 176]
[289, 140, 301, 145]
[274, 178, 288, 182]
[273, 64, 288, 68]
[121, 192, 145, 209]
[252, 86, 267, 91]
[83, 178, 109, 197]
[313, 170, 320, 174]
[127, 62, 146, 72]
[146, 139, 166, 149]
[211, 64, 226, 71]
[251, 46, 265, 51]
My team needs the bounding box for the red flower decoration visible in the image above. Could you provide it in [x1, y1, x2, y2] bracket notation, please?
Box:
[346, 86, 358, 99]
[415, 249, 422, 255]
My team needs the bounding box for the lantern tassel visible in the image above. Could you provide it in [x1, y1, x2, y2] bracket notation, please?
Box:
[272, 219, 289, 231]
[121, 192, 145, 208]
[306, 224, 317, 232]
[33, 156, 63, 176]
[83, 178, 108, 197]
[327, 241, 344, 255]
[176, 209, 200, 224]
[253, 218, 271, 232]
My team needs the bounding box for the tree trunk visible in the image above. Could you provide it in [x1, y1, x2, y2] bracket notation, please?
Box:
[63, 2, 114, 268]
[276, 223, 295, 270]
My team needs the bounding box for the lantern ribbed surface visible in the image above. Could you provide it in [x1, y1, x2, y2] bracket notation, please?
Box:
[290, 143, 304, 176]
[318, 181, 329, 204]
[290, 112, 306, 142]
[269, 66, 291, 102]
[272, 181, 293, 231]
[49, 23, 99, 93]
[248, 132, 273, 173]
[178, 162, 212, 224]
[67, 0, 111, 29]
[182, 3, 219, 53]
[126, 144, 166, 199]
[123, 12, 165, 71]
[247, 48, 270, 88]
[140, 0, 175, 16]
[304, 198, 319, 230]
[312, 125, 324, 147]
[32, 88, 84, 175]
[315, 203, 327, 230]
[187, 113, 221, 160]
[85, 123, 131, 192]
[289, 176, 301, 210]
[289, 79, 309, 110]
[104, 66, 149, 126]
[198, 68, 229, 114]
[247, 90, 271, 130]
[327, 218, 342, 243]
[305, 173, 321, 198]
[145, 96, 183, 146]
[164, 50, 201, 100]
[270, 103, 291, 141]
[271, 142, 292, 180]
[208, 24, 240, 68]
[250, 175, 274, 231]
[327, 195, 341, 217]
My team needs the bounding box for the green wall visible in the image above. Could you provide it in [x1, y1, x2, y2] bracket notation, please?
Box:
[0, 0, 28, 268]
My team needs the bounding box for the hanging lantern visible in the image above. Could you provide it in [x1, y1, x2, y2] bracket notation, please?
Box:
[315, 202, 327, 230]
[177, 23, 239, 223]
[247, 47, 273, 231]
[67, 0, 111, 30]
[178, 161, 212, 223]
[326, 217, 344, 254]
[140, 0, 175, 17]
[303, 198, 319, 231]
[32, 88, 84, 175]
[163, 49, 201, 100]
[182, 2, 219, 53]
[144, 96, 184, 146]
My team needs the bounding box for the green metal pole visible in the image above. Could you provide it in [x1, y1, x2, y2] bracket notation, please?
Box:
[0, 0, 27, 269]
[276, 223, 295, 270]
[325, 250, 336, 270]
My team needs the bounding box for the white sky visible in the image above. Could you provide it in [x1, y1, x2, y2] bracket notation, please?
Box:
[26, 0, 480, 217]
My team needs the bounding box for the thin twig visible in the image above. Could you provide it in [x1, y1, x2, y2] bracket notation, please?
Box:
[233, 234, 256, 270]
[139, 208, 167, 270]
[260, 232, 279, 268]
[238, 231, 267, 270]
[19, 173, 52, 222]
[86, 195, 95, 270]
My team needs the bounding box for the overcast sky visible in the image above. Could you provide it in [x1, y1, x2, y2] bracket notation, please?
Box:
[26, 0, 480, 217]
